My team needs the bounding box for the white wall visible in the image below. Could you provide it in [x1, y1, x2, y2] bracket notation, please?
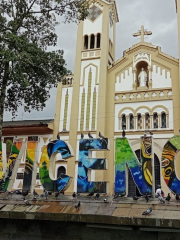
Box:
[152, 65, 171, 88]
[83, 14, 103, 36]
[115, 67, 133, 92]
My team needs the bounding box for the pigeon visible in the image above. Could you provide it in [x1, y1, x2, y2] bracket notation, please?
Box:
[72, 192, 76, 199]
[55, 192, 59, 200]
[57, 133, 60, 140]
[88, 132, 93, 139]
[81, 133, 84, 139]
[45, 191, 48, 200]
[158, 194, 165, 204]
[113, 194, 119, 200]
[33, 189, 39, 199]
[40, 193, 45, 198]
[22, 190, 28, 197]
[99, 132, 105, 139]
[122, 129, 125, 138]
[95, 192, 100, 200]
[24, 198, 30, 206]
[15, 136, 19, 141]
[175, 194, 180, 202]
[104, 199, 107, 202]
[145, 193, 149, 203]
[14, 190, 22, 195]
[75, 201, 81, 210]
[87, 192, 94, 197]
[165, 193, 171, 203]
[119, 193, 126, 198]
[133, 195, 140, 201]
[142, 207, 152, 215]
[6, 191, 12, 199]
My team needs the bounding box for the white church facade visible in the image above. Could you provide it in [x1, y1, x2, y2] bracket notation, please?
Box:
[52, 0, 180, 196]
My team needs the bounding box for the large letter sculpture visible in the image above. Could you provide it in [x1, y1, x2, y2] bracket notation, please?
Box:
[22, 141, 38, 193]
[115, 138, 152, 195]
[39, 140, 74, 192]
[77, 138, 109, 193]
[162, 135, 180, 194]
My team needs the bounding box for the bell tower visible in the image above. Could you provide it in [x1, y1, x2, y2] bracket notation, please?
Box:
[67, 0, 119, 193]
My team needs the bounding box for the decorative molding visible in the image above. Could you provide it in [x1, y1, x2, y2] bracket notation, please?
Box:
[133, 52, 151, 67]
[82, 50, 101, 59]
[80, 91, 85, 131]
[152, 60, 171, 71]
[118, 105, 169, 119]
[81, 63, 99, 86]
[115, 62, 133, 80]
[157, 53, 179, 67]
[118, 107, 136, 117]
[108, 57, 128, 73]
[136, 106, 152, 114]
[151, 105, 169, 115]
[114, 129, 174, 135]
[115, 88, 172, 104]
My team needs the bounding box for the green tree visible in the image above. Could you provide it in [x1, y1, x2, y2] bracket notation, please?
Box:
[0, 0, 89, 138]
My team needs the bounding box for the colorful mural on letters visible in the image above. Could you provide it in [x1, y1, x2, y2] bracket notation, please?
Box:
[140, 137, 152, 187]
[0, 142, 22, 192]
[22, 142, 37, 193]
[39, 140, 73, 192]
[77, 138, 109, 193]
[162, 135, 180, 194]
[115, 138, 152, 195]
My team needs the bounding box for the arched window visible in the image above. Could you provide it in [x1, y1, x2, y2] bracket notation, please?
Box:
[90, 34, 95, 49]
[153, 113, 158, 129]
[84, 35, 88, 50]
[122, 114, 126, 130]
[57, 166, 66, 178]
[97, 33, 101, 48]
[129, 114, 134, 130]
[145, 113, 150, 129]
[137, 114, 142, 129]
[161, 112, 166, 128]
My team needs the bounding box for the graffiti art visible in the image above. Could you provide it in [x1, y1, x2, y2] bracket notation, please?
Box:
[0, 142, 22, 192]
[77, 138, 109, 193]
[22, 142, 37, 193]
[162, 135, 180, 194]
[39, 140, 73, 192]
[115, 138, 152, 195]
[140, 137, 152, 187]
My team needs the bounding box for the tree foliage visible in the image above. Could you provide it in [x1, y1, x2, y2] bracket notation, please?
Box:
[0, 0, 89, 137]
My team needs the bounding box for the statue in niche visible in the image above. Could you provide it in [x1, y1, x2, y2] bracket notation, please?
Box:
[138, 68, 147, 87]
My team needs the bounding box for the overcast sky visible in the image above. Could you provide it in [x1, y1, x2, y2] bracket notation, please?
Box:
[4, 0, 179, 122]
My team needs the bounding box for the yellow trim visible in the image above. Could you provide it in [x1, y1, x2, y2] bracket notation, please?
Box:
[63, 91, 69, 131]
[80, 92, 85, 131]
[81, 63, 99, 86]
[151, 105, 169, 115]
[91, 91, 97, 130]
[53, 83, 62, 139]
[86, 70, 92, 130]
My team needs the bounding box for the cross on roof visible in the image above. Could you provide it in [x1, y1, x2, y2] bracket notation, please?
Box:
[133, 25, 152, 42]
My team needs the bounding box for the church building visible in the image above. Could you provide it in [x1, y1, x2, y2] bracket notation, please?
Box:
[53, 0, 180, 196]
